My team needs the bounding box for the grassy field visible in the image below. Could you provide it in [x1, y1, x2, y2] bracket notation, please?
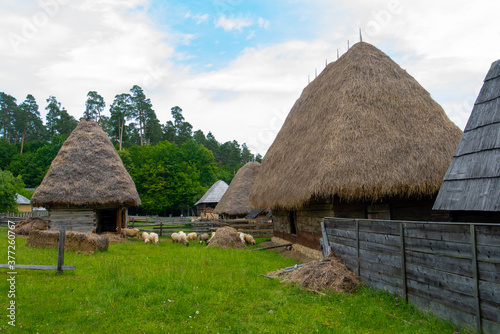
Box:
[0, 227, 470, 334]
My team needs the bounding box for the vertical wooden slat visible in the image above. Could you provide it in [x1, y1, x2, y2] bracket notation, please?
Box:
[320, 220, 331, 258]
[355, 219, 360, 277]
[470, 224, 482, 333]
[57, 229, 66, 276]
[400, 223, 407, 302]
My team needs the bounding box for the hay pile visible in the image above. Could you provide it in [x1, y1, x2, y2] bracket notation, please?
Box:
[101, 232, 126, 244]
[267, 257, 361, 293]
[13, 217, 47, 235]
[27, 230, 109, 254]
[206, 226, 245, 249]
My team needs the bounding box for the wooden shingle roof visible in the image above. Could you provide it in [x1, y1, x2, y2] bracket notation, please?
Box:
[433, 59, 500, 212]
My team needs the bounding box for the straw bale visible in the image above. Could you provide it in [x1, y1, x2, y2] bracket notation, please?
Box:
[26, 230, 109, 254]
[206, 226, 246, 249]
[267, 256, 361, 293]
[250, 42, 462, 210]
[13, 217, 48, 235]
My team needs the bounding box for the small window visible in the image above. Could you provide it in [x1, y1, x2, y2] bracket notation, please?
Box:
[288, 211, 297, 235]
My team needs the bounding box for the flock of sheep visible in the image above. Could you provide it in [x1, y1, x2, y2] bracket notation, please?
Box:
[119, 228, 256, 246]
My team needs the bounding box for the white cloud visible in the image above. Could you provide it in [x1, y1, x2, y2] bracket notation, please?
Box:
[257, 17, 269, 29]
[185, 11, 209, 24]
[215, 14, 252, 32]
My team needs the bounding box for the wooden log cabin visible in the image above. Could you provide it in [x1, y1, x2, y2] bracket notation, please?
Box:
[250, 42, 463, 249]
[433, 59, 500, 223]
[30, 119, 141, 233]
[194, 180, 228, 217]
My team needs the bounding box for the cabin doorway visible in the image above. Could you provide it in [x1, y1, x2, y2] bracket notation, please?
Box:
[96, 209, 118, 233]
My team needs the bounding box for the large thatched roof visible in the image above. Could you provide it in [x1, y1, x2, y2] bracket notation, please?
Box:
[214, 161, 260, 216]
[434, 59, 500, 212]
[31, 119, 141, 207]
[194, 180, 229, 205]
[250, 42, 462, 210]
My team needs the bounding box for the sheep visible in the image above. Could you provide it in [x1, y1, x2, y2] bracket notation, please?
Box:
[171, 232, 189, 246]
[239, 232, 246, 244]
[244, 233, 256, 245]
[143, 232, 159, 246]
[187, 232, 197, 242]
[141, 232, 150, 242]
[120, 228, 140, 240]
[199, 233, 210, 245]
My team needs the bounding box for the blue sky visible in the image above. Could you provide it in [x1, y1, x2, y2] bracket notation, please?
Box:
[1, 0, 500, 155]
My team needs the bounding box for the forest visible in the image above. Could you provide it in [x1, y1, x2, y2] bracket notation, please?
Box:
[0, 86, 261, 215]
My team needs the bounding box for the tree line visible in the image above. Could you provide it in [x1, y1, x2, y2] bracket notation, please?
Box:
[0, 86, 261, 214]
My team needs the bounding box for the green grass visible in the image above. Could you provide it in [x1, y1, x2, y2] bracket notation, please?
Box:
[0, 227, 470, 334]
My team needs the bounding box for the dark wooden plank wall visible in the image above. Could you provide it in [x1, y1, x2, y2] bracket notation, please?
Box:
[48, 209, 95, 233]
[322, 217, 500, 334]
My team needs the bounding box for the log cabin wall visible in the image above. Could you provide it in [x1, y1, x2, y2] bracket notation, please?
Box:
[273, 196, 453, 250]
[47, 207, 96, 233]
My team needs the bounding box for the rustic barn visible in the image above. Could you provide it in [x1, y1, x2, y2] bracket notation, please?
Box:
[433, 59, 500, 223]
[214, 161, 261, 219]
[30, 119, 141, 233]
[250, 42, 463, 249]
[194, 180, 229, 217]
[16, 193, 31, 212]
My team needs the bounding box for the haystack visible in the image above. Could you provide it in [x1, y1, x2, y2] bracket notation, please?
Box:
[27, 230, 109, 254]
[214, 161, 261, 218]
[13, 217, 47, 235]
[267, 257, 361, 293]
[206, 226, 246, 249]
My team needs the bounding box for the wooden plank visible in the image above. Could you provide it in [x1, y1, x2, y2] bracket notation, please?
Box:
[323, 219, 356, 231]
[0, 264, 75, 270]
[358, 220, 400, 235]
[475, 225, 500, 246]
[471, 225, 482, 333]
[57, 229, 66, 276]
[405, 251, 473, 277]
[404, 237, 472, 258]
[406, 263, 474, 296]
[400, 223, 407, 302]
[477, 244, 500, 262]
[404, 223, 470, 243]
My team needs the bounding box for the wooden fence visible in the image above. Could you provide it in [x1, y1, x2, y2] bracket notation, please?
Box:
[320, 217, 500, 334]
[128, 216, 273, 238]
[0, 211, 48, 225]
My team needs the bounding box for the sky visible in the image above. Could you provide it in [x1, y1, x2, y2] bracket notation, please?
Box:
[1, 0, 499, 156]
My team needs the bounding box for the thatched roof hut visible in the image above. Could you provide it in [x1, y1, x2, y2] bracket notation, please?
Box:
[433, 59, 500, 220]
[214, 161, 260, 218]
[250, 42, 462, 210]
[31, 119, 140, 233]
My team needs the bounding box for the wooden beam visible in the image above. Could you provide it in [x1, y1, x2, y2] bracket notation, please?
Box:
[57, 229, 66, 276]
[0, 264, 75, 271]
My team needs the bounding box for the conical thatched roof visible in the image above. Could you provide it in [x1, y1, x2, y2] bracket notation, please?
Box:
[250, 42, 462, 210]
[434, 59, 500, 212]
[214, 161, 260, 216]
[31, 119, 141, 207]
[194, 180, 229, 205]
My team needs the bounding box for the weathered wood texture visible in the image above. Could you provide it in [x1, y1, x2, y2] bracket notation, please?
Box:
[322, 217, 500, 334]
[47, 208, 95, 233]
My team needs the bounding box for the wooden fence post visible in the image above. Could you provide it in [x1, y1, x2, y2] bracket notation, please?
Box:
[355, 219, 360, 277]
[57, 229, 66, 276]
[470, 224, 482, 333]
[400, 223, 407, 302]
[160, 221, 163, 236]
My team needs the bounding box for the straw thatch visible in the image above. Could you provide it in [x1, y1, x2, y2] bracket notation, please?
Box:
[13, 217, 47, 235]
[31, 119, 140, 207]
[214, 161, 261, 216]
[26, 230, 109, 254]
[250, 42, 462, 210]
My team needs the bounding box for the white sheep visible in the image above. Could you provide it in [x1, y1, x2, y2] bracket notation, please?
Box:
[187, 232, 197, 242]
[147, 232, 159, 246]
[244, 233, 256, 245]
[121, 228, 140, 240]
[239, 232, 246, 244]
[199, 233, 209, 245]
[141, 232, 150, 242]
[171, 232, 189, 246]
